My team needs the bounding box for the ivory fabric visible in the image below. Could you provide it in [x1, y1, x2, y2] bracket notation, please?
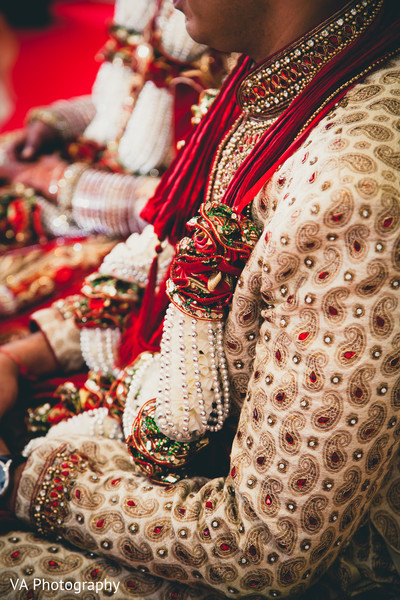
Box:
[2, 56, 400, 599]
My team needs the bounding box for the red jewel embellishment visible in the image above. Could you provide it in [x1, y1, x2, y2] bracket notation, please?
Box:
[248, 544, 257, 556]
[331, 452, 340, 464]
[11, 551, 19, 560]
[153, 525, 164, 534]
[265, 494, 272, 506]
[90, 569, 99, 579]
[178, 508, 186, 516]
[48, 560, 59, 568]
[296, 478, 307, 488]
[343, 351, 356, 360]
[353, 241, 361, 252]
[111, 478, 121, 486]
[309, 172, 316, 183]
[276, 392, 285, 403]
[227, 341, 238, 350]
[231, 466, 237, 478]
[127, 581, 136, 590]
[96, 519, 105, 528]
[319, 271, 329, 280]
[75, 489, 81, 500]
[318, 416, 329, 424]
[257, 456, 265, 466]
[329, 306, 338, 316]
[376, 316, 385, 328]
[276, 349, 282, 362]
[220, 543, 231, 552]
[205, 501, 213, 509]
[286, 433, 294, 444]
[332, 212, 343, 223]
[365, 428, 376, 436]
[309, 371, 317, 383]
[355, 387, 363, 398]
[127, 500, 136, 507]
[203, 528, 210, 538]
[298, 332, 309, 341]
[383, 216, 393, 228]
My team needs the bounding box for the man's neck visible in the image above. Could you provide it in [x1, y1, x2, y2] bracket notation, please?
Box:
[249, 0, 350, 63]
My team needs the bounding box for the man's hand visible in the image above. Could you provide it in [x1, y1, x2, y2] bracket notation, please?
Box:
[0, 154, 68, 201]
[6, 120, 61, 162]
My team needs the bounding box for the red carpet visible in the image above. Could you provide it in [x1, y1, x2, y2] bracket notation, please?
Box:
[1, 0, 114, 133]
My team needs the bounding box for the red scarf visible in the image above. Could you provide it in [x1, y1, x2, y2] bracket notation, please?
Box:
[120, 0, 400, 365]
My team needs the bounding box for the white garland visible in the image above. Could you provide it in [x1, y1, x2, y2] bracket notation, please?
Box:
[158, 2, 207, 62]
[99, 224, 174, 287]
[114, 0, 156, 32]
[118, 81, 174, 174]
[80, 327, 121, 375]
[83, 62, 135, 145]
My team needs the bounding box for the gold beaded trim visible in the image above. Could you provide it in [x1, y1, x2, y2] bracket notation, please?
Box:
[237, 0, 383, 119]
[31, 445, 92, 537]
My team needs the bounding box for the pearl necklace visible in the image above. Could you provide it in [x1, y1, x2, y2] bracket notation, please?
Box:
[155, 303, 230, 442]
[118, 81, 174, 174]
[80, 327, 121, 375]
[237, 0, 382, 119]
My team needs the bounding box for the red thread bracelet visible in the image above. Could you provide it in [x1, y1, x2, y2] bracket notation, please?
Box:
[0, 348, 37, 381]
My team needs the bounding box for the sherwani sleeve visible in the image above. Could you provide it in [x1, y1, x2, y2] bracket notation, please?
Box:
[31, 305, 84, 373]
[15, 67, 400, 598]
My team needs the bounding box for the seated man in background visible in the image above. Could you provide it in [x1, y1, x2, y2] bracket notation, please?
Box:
[0, 0, 399, 599]
[0, 0, 222, 319]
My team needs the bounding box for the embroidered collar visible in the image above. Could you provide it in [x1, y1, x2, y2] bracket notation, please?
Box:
[237, 0, 383, 120]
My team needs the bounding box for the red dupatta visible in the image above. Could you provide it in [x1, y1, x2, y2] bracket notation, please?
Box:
[120, 0, 400, 365]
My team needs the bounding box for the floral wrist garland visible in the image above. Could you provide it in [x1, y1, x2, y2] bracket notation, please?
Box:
[27, 371, 118, 435]
[70, 272, 141, 330]
[0, 184, 46, 249]
[126, 398, 209, 485]
[167, 201, 259, 320]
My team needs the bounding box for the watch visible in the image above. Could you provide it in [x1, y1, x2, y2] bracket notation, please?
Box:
[0, 455, 27, 498]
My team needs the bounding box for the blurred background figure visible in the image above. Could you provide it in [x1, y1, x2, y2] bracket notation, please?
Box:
[0, 0, 224, 341]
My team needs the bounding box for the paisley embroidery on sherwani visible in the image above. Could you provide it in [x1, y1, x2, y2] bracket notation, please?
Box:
[9, 52, 400, 600]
